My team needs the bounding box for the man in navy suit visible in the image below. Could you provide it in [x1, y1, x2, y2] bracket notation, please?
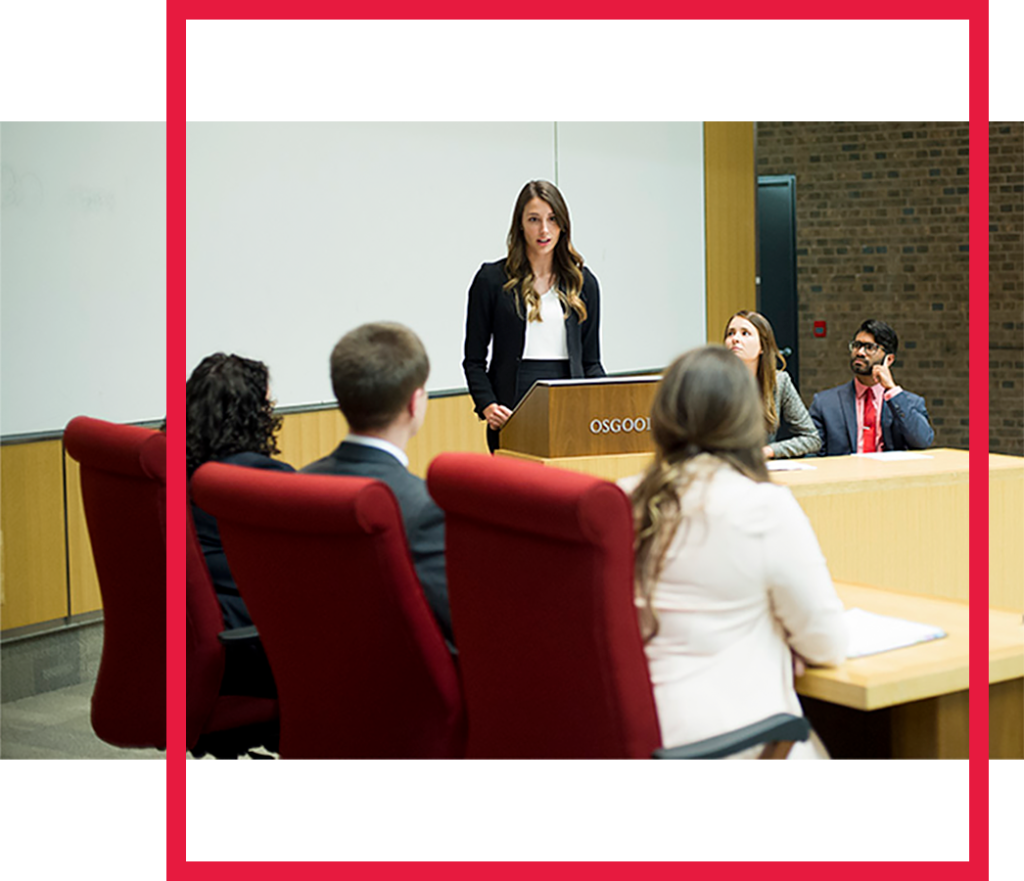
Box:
[808, 319, 934, 456]
[302, 322, 452, 646]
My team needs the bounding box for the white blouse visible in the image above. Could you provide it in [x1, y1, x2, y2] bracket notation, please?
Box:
[619, 460, 847, 758]
[522, 290, 569, 360]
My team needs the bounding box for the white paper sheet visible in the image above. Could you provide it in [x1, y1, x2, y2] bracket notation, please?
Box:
[854, 451, 934, 461]
[766, 460, 817, 471]
[844, 607, 947, 658]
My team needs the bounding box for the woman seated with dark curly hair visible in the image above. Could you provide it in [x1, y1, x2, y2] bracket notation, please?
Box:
[188, 353, 294, 635]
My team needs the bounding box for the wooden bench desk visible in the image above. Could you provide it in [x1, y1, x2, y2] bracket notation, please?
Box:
[797, 582, 1024, 759]
[498, 446, 1024, 756]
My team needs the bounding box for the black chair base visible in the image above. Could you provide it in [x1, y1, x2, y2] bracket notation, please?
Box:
[190, 719, 279, 760]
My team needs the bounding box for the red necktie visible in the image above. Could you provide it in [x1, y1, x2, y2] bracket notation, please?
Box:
[863, 390, 877, 453]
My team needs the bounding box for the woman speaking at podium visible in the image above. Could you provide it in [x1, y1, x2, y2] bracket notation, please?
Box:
[462, 180, 605, 453]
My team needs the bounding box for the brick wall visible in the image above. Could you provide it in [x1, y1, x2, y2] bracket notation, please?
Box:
[989, 122, 1023, 457]
[756, 122, 970, 450]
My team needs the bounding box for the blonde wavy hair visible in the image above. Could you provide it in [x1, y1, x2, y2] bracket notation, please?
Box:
[630, 346, 769, 642]
[724, 310, 786, 435]
[503, 180, 588, 324]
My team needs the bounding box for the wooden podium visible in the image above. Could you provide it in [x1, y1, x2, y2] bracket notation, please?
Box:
[496, 376, 661, 461]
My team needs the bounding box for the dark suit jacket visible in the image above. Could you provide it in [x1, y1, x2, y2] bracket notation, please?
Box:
[191, 451, 295, 630]
[462, 258, 605, 417]
[188, 452, 289, 698]
[301, 441, 452, 644]
[808, 381, 935, 456]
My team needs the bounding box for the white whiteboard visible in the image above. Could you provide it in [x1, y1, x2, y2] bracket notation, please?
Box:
[186, 122, 706, 407]
[0, 122, 166, 437]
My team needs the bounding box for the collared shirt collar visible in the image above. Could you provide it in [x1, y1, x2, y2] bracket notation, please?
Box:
[343, 433, 409, 468]
[854, 377, 884, 403]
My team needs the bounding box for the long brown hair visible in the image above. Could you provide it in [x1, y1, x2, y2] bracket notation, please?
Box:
[630, 346, 769, 642]
[503, 180, 588, 324]
[724, 310, 786, 434]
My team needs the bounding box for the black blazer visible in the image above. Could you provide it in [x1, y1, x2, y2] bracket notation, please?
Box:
[462, 258, 605, 417]
[301, 441, 452, 644]
[191, 451, 295, 630]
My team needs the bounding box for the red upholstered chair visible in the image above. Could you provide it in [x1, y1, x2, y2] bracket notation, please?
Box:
[427, 452, 810, 759]
[63, 416, 167, 750]
[190, 464, 465, 759]
[186, 497, 278, 757]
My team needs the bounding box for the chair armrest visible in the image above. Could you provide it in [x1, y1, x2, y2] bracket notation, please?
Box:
[652, 713, 811, 759]
[217, 624, 261, 645]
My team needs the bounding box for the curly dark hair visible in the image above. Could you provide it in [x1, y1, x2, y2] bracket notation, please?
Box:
[186, 353, 283, 477]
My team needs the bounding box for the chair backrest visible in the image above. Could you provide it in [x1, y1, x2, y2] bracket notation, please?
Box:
[190, 463, 465, 759]
[427, 452, 662, 758]
[63, 416, 166, 749]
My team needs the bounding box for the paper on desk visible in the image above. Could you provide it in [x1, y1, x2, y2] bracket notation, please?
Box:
[844, 607, 947, 658]
[854, 451, 933, 461]
[766, 460, 817, 471]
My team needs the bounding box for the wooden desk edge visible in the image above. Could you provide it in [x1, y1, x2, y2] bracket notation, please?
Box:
[797, 583, 1024, 711]
[797, 666, 971, 712]
[990, 652, 1024, 684]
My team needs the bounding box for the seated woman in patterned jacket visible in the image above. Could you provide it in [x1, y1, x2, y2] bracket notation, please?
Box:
[724, 310, 821, 459]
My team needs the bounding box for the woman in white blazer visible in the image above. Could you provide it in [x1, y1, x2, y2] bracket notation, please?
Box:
[619, 346, 847, 758]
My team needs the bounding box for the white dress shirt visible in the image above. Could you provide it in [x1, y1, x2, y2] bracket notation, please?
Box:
[342, 433, 409, 468]
[522, 290, 569, 360]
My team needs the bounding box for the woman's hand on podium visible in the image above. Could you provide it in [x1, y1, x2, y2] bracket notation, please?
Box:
[484, 403, 513, 431]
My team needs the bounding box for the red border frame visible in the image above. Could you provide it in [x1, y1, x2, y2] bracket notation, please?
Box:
[968, 6, 991, 881]
[172, 863, 975, 881]
[168, 5, 186, 872]
[165, 0, 983, 868]
[176, 1, 967, 19]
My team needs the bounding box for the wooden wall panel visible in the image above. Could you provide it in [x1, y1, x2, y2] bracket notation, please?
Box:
[793, 480, 968, 605]
[990, 678, 1024, 759]
[407, 395, 489, 478]
[0, 441, 69, 629]
[990, 463, 1024, 612]
[64, 453, 103, 616]
[275, 408, 349, 471]
[703, 121, 756, 343]
[0, 392, 492, 630]
[273, 393, 489, 478]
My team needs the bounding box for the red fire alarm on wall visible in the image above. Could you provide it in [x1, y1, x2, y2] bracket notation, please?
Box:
[813, 320, 827, 338]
